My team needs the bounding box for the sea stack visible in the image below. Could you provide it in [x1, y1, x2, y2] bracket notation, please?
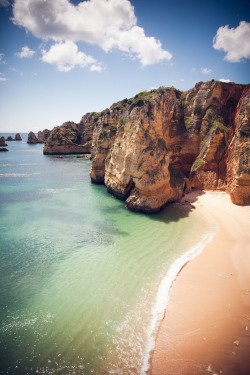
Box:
[15, 133, 22, 141]
[6, 136, 14, 141]
[0, 136, 8, 146]
[27, 129, 51, 144]
[27, 131, 39, 144]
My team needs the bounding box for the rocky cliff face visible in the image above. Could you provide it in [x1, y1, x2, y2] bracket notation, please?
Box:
[43, 81, 250, 211]
[225, 86, 250, 205]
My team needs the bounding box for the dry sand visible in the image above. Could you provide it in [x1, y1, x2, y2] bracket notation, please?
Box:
[150, 191, 250, 375]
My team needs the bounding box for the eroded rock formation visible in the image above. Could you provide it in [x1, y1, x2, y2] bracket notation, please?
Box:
[43, 81, 250, 211]
[15, 133, 22, 141]
[43, 116, 94, 155]
[0, 136, 7, 146]
[27, 129, 50, 144]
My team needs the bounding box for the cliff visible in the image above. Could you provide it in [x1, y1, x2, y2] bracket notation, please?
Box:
[43, 81, 250, 212]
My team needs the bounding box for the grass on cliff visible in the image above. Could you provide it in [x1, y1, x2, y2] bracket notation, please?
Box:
[191, 157, 205, 172]
[240, 124, 250, 136]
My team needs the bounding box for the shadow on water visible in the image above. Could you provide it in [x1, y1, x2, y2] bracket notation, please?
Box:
[92, 181, 205, 226]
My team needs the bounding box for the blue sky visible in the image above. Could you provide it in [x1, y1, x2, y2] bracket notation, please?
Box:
[0, 0, 249, 132]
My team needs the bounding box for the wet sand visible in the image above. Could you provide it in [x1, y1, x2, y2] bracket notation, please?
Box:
[150, 191, 250, 375]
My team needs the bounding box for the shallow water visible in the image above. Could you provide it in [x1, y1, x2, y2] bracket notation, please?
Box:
[0, 134, 217, 374]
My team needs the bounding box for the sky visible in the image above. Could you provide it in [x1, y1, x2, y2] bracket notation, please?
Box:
[0, 0, 249, 133]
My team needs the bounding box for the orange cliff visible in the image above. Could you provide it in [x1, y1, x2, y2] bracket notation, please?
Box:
[42, 80, 250, 212]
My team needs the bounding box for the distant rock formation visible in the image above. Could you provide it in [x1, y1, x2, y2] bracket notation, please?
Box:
[15, 133, 22, 141]
[43, 81, 250, 211]
[27, 131, 38, 144]
[0, 136, 7, 146]
[0, 147, 8, 152]
[27, 129, 50, 144]
[6, 136, 14, 141]
[43, 118, 94, 155]
[37, 129, 50, 143]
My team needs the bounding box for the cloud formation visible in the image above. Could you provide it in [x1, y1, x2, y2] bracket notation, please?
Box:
[0, 0, 10, 7]
[0, 53, 7, 64]
[12, 0, 172, 67]
[0, 72, 8, 81]
[213, 21, 250, 62]
[41, 41, 101, 72]
[219, 78, 231, 83]
[201, 67, 212, 74]
[15, 46, 36, 58]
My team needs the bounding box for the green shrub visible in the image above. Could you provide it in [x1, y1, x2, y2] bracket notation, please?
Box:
[191, 157, 205, 172]
[109, 125, 117, 133]
[118, 116, 124, 128]
[184, 116, 192, 126]
[83, 140, 92, 147]
[240, 125, 250, 136]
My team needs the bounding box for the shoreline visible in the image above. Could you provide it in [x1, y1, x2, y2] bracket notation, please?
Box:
[149, 190, 250, 375]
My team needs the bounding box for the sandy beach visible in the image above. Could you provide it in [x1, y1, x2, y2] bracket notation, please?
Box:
[150, 191, 250, 375]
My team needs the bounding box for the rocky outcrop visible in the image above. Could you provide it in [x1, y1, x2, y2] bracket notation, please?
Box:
[27, 131, 39, 144]
[27, 129, 50, 144]
[0, 136, 7, 146]
[43, 81, 250, 212]
[37, 129, 50, 143]
[15, 133, 22, 141]
[6, 136, 14, 141]
[225, 86, 250, 205]
[0, 147, 8, 152]
[90, 101, 129, 183]
[43, 116, 95, 155]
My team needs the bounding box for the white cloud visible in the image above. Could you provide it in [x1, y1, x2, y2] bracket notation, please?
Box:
[213, 21, 250, 62]
[0, 53, 6, 64]
[90, 64, 104, 72]
[41, 41, 97, 72]
[0, 0, 10, 7]
[219, 78, 231, 83]
[15, 46, 36, 58]
[201, 67, 212, 74]
[0, 72, 8, 81]
[12, 0, 172, 66]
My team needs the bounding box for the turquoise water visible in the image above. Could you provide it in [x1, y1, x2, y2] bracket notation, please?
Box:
[0, 135, 217, 375]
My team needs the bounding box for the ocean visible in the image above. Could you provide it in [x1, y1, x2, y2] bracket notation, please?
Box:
[0, 134, 217, 375]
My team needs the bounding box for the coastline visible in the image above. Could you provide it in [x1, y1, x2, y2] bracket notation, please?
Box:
[149, 191, 250, 375]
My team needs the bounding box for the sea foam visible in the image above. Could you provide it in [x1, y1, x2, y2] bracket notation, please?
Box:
[141, 214, 219, 375]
